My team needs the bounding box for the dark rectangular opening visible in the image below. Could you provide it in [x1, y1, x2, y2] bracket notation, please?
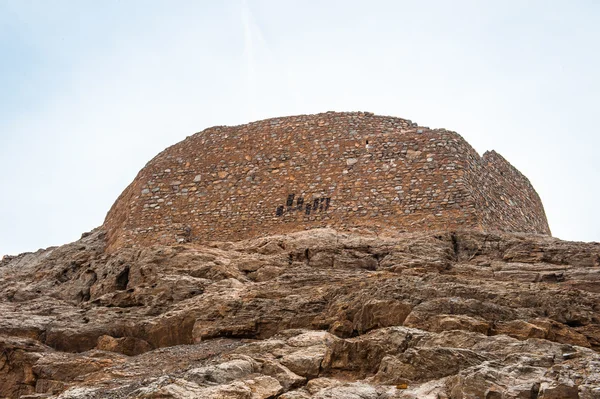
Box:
[286, 194, 295, 207]
[276, 205, 284, 216]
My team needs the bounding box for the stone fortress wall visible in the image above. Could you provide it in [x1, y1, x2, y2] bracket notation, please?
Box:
[103, 112, 550, 250]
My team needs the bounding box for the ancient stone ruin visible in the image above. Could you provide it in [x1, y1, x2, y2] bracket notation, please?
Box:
[103, 111, 550, 250]
[3, 112, 600, 399]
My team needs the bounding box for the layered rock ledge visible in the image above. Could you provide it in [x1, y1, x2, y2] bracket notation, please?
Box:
[1, 228, 598, 398]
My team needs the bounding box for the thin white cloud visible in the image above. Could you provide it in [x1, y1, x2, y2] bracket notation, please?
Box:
[241, 0, 257, 119]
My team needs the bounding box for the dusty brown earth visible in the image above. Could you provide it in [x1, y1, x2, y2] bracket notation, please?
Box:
[1, 228, 599, 398]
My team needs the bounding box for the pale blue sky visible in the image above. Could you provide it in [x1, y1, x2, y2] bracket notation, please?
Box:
[1, 0, 599, 255]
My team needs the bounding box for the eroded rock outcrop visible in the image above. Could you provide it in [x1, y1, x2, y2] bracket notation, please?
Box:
[1, 229, 599, 398]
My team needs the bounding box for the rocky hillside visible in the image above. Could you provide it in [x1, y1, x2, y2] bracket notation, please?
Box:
[1, 229, 599, 398]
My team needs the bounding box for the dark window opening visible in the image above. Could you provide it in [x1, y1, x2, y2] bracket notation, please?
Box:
[296, 197, 304, 210]
[305, 204, 312, 215]
[325, 197, 331, 210]
[366, 139, 369, 144]
[313, 199, 320, 211]
[286, 194, 295, 207]
[276, 205, 284, 216]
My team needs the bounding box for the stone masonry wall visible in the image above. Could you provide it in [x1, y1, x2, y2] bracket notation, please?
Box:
[103, 112, 550, 250]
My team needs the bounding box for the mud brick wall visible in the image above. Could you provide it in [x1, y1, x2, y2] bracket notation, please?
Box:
[103, 112, 550, 250]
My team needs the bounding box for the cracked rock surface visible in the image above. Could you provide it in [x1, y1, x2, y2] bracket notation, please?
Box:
[1, 228, 599, 398]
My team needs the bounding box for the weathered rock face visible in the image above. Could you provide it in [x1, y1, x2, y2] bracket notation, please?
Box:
[103, 112, 550, 251]
[1, 228, 598, 398]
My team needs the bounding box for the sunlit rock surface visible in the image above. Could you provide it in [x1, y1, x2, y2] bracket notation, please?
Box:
[1, 228, 599, 398]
